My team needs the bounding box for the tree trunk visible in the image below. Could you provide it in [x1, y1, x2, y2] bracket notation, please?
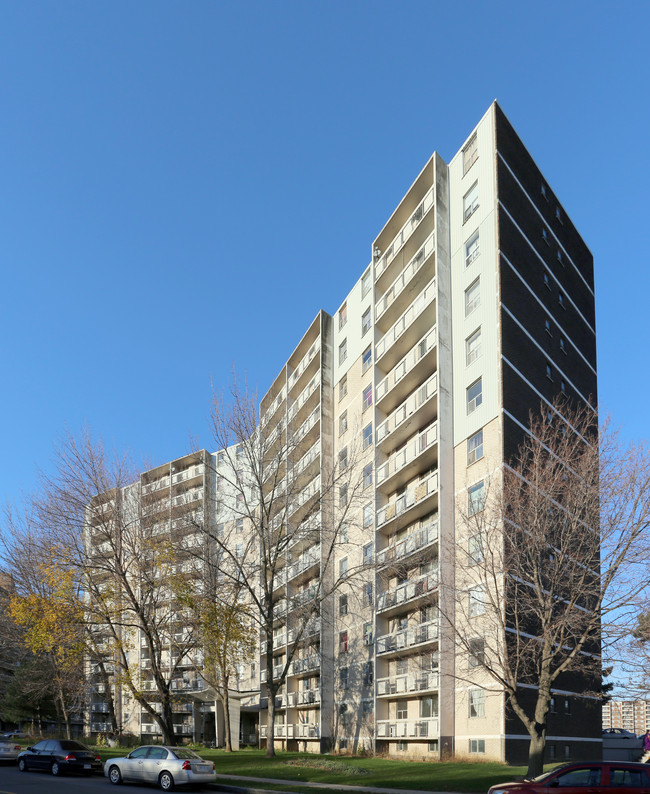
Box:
[266, 685, 276, 758]
[222, 689, 232, 752]
[527, 728, 547, 779]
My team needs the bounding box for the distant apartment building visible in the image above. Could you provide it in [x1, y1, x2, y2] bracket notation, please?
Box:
[603, 701, 650, 735]
[86, 102, 598, 764]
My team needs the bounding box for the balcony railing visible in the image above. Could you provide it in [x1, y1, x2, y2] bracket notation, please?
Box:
[287, 618, 321, 644]
[375, 278, 436, 362]
[376, 518, 438, 565]
[376, 232, 435, 322]
[288, 545, 320, 581]
[173, 724, 193, 735]
[262, 386, 286, 426]
[142, 477, 170, 495]
[294, 723, 320, 739]
[376, 373, 437, 445]
[172, 488, 203, 507]
[292, 583, 319, 609]
[289, 654, 321, 675]
[376, 717, 439, 738]
[293, 688, 321, 706]
[376, 422, 438, 486]
[170, 678, 204, 691]
[376, 620, 439, 655]
[172, 464, 204, 485]
[377, 670, 439, 695]
[375, 187, 435, 281]
[377, 571, 439, 612]
[293, 407, 320, 444]
[261, 633, 287, 653]
[289, 339, 320, 391]
[289, 475, 320, 515]
[293, 442, 321, 478]
[376, 327, 437, 405]
[91, 722, 112, 732]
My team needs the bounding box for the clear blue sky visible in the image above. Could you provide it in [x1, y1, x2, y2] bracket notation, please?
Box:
[1, 0, 648, 503]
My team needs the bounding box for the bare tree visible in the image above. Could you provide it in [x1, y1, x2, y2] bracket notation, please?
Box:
[201, 377, 369, 757]
[449, 401, 650, 777]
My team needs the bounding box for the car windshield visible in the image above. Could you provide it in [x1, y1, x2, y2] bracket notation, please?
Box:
[59, 741, 89, 751]
[172, 749, 201, 760]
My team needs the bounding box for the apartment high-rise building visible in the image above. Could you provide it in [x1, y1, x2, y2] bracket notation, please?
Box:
[87, 102, 598, 763]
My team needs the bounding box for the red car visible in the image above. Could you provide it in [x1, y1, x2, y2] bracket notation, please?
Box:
[488, 762, 650, 794]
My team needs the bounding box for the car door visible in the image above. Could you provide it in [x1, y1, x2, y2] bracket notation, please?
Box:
[140, 746, 170, 783]
[25, 740, 49, 770]
[546, 765, 603, 794]
[607, 766, 650, 794]
[35, 740, 58, 771]
[122, 746, 151, 781]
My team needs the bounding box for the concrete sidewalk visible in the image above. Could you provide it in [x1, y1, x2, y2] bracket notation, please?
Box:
[213, 773, 464, 794]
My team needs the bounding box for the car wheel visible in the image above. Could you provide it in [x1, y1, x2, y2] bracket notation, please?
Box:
[51, 761, 63, 776]
[109, 765, 122, 785]
[159, 770, 175, 791]
[18, 758, 27, 772]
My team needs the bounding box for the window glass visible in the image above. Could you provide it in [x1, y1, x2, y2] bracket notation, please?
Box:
[465, 279, 480, 316]
[130, 747, 150, 759]
[465, 232, 480, 266]
[363, 463, 373, 488]
[339, 339, 348, 365]
[467, 429, 483, 465]
[362, 308, 371, 335]
[361, 269, 372, 298]
[463, 135, 478, 174]
[555, 768, 601, 787]
[469, 688, 485, 718]
[362, 423, 373, 449]
[363, 384, 372, 411]
[362, 346, 372, 372]
[610, 769, 649, 788]
[469, 586, 485, 617]
[467, 379, 483, 414]
[148, 747, 169, 760]
[466, 328, 482, 365]
[339, 303, 347, 329]
[463, 182, 479, 222]
[468, 481, 485, 516]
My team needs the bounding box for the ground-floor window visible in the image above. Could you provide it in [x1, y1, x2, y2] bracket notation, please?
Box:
[469, 738, 485, 754]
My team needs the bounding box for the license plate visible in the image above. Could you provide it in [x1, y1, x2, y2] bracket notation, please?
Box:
[197, 764, 210, 772]
[84, 764, 91, 769]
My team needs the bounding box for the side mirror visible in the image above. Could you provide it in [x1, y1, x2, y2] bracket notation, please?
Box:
[26, 746, 33, 751]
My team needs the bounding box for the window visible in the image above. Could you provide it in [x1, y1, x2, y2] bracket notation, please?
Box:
[428, 740, 438, 753]
[339, 631, 348, 654]
[363, 462, 373, 488]
[556, 206, 563, 223]
[363, 503, 373, 528]
[396, 700, 408, 720]
[542, 227, 549, 244]
[610, 769, 647, 788]
[550, 696, 556, 713]
[541, 182, 548, 200]
[557, 249, 564, 266]
[339, 556, 348, 577]
[561, 380, 566, 393]
[339, 484, 348, 508]
[339, 339, 348, 365]
[469, 638, 485, 668]
[363, 543, 372, 568]
[340, 666, 349, 689]
[235, 543, 243, 558]
[468, 532, 484, 565]
[545, 318, 552, 336]
[466, 328, 482, 365]
[339, 302, 347, 329]
[236, 444, 243, 460]
[560, 337, 567, 354]
[363, 423, 373, 449]
[363, 622, 373, 645]
[564, 698, 571, 715]
[217, 452, 225, 466]
[339, 594, 348, 616]
[339, 410, 348, 436]
[363, 581, 373, 605]
[469, 688, 485, 718]
[546, 362, 553, 381]
[236, 518, 244, 533]
[396, 657, 408, 675]
[469, 739, 485, 754]
[559, 291, 566, 309]
[362, 268, 372, 298]
[363, 661, 373, 686]
[467, 429, 483, 465]
[468, 481, 485, 515]
[362, 384, 373, 411]
[549, 744, 556, 760]
[339, 446, 348, 470]
[362, 345, 372, 373]
[463, 134, 479, 174]
[420, 695, 437, 718]
[397, 741, 408, 752]
[362, 307, 371, 336]
[463, 182, 479, 222]
[466, 378, 483, 414]
[465, 232, 480, 266]
[544, 272, 551, 290]
[465, 278, 480, 316]
[339, 374, 347, 400]
[340, 522, 349, 543]
[469, 585, 486, 617]
[362, 699, 373, 720]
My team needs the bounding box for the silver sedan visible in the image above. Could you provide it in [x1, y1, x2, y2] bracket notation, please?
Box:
[0, 739, 22, 763]
[104, 744, 216, 791]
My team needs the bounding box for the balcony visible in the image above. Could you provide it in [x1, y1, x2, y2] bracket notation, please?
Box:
[293, 688, 321, 706]
[172, 464, 204, 486]
[287, 545, 320, 583]
[170, 678, 205, 692]
[289, 654, 321, 676]
[376, 518, 438, 565]
[172, 488, 203, 508]
[376, 621, 439, 655]
[261, 632, 287, 653]
[142, 477, 170, 495]
[288, 338, 320, 393]
[260, 724, 296, 739]
[92, 702, 110, 713]
[375, 278, 436, 369]
[260, 664, 286, 683]
[262, 386, 286, 427]
[376, 717, 439, 738]
[375, 187, 435, 282]
[376, 232, 435, 326]
[293, 441, 321, 479]
[376, 327, 438, 413]
[377, 670, 439, 696]
[376, 421, 438, 491]
[294, 723, 320, 739]
[289, 374, 320, 422]
[377, 571, 439, 614]
[289, 475, 321, 517]
[141, 724, 159, 734]
[173, 724, 193, 735]
[91, 722, 111, 732]
[292, 583, 319, 610]
[142, 498, 170, 517]
[376, 373, 437, 450]
[287, 618, 321, 645]
[293, 407, 320, 445]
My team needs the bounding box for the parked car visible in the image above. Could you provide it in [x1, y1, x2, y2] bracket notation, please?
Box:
[104, 744, 216, 791]
[0, 739, 22, 763]
[488, 761, 650, 794]
[17, 739, 103, 776]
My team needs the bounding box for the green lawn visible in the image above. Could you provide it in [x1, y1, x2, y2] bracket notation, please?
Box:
[96, 747, 530, 793]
